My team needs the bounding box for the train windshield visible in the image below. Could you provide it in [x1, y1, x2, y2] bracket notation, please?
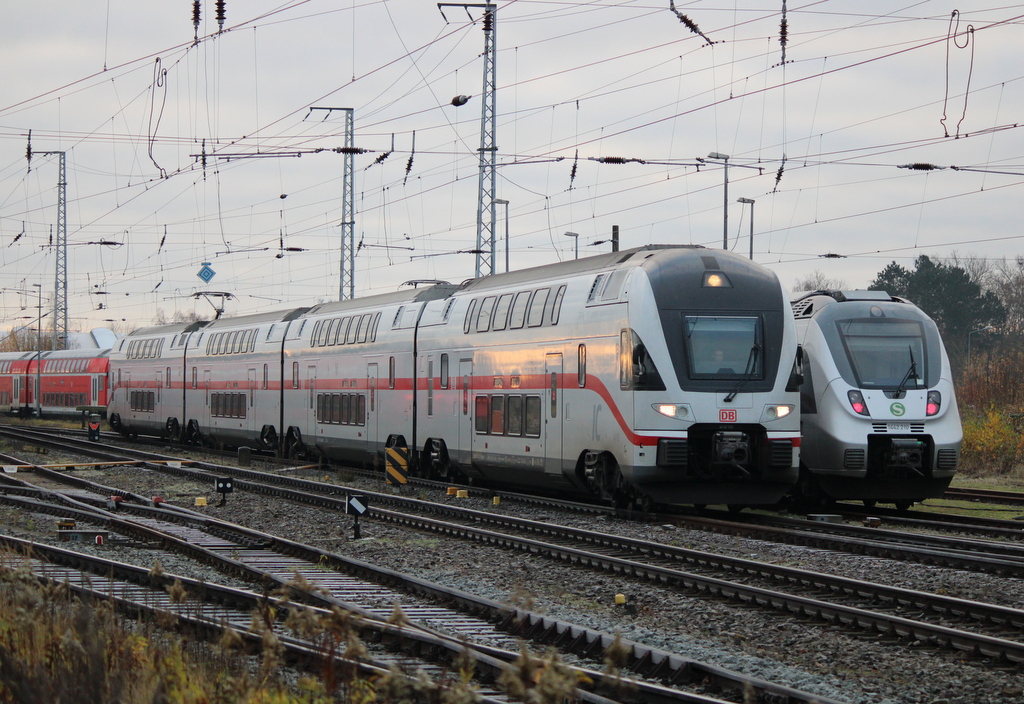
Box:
[835, 319, 926, 389]
[684, 316, 763, 379]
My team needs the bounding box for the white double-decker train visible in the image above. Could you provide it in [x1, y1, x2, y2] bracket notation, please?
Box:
[791, 289, 962, 508]
[108, 245, 802, 509]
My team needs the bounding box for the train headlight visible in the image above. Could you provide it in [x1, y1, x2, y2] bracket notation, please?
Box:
[761, 404, 793, 421]
[926, 390, 941, 416]
[847, 390, 870, 416]
[654, 403, 691, 420]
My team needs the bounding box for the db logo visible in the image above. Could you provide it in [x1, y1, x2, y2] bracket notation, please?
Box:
[719, 409, 737, 423]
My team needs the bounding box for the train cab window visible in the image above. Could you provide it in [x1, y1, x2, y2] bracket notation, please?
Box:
[507, 395, 523, 435]
[551, 285, 567, 324]
[476, 296, 496, 333]
[388, 356, 396, 389]
[463, 299, 478, 334]
[684, 316, 763, 381]
[578, 344, 587, 387]
[528, 288, 550, 327]
[835, 319, 927, 389]
[509, 291, 530, 329]
[492, 294, 513, 331]
[370, 312, 381, 341]
[440, 353, 449, 389]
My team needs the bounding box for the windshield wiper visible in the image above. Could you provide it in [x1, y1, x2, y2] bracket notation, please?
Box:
[893, 346, 918, 398]
[724, 344, 760, 403]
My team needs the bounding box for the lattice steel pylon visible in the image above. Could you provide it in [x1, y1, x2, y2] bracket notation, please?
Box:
[340, 108, 355, 300]
[474, 5, 497, 278]
[28, 141, 68, 350]
[442, 3, 498, 278]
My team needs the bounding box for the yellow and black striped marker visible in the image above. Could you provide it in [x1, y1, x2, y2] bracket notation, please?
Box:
[385, 446, 409, 485]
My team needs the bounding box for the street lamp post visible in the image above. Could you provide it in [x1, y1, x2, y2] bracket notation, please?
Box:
[737, 197, 755, 260]
[564, 231, 579, 260]
[967, 325, 995, 366]
[707, 152, 729, 249]
[493, 199, 509, 272]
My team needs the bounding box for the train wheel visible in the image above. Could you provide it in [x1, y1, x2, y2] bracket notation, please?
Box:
[427, 438, 451, 479]
[727, 504, 746, 514]
[185, 420, 202, 446]
[259, 425, 278, 451]
[862, 499, 877, 509]
[166, 418, 180, 442]
[894, 500, 913, 512]
[109, 413, 123, 434]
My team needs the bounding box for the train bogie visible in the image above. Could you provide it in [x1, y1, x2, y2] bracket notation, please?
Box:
[792, 290, 961, 506]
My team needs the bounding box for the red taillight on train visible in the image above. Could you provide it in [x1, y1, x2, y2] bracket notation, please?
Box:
[847, 390, 870, 416]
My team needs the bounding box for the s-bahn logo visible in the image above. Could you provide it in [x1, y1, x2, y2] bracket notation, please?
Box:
[720, 409, 737, 423]
[890, 402, 906, 417]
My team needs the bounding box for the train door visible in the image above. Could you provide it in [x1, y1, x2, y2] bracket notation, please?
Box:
[366, 362, 378, 454]
[458, 358, 473, 467]
[247, 368, 257, 434]
[545, 353, 563, 476]
[306, 364, 318, 434]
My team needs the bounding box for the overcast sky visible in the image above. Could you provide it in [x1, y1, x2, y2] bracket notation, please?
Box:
[2, 1, 1023, 332]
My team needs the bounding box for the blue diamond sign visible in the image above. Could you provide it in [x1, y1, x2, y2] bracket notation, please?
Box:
[197, 262, 216, 283]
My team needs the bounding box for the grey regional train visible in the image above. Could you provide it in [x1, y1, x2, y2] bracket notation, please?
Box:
[791, 290, 961, 508]
[107, 245, 802, 509]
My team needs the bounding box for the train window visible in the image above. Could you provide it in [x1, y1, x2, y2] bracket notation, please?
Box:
[442, 299, 456, 322]
[578, 344, 587, 387]
[392, 306, 405, 328]
[528, 289, 550, 327]
[588, 274, 607, 302]
[347, 316, 360, 344]
[229, 331, 241, 353]
[166, 367, 171, 388]
[476, 296, 496, 333]
[509, 291, 530, 329]
[318, 320, 331, 347]
[292, 362, 299, 389]
[263, 364, 269, 390]
[463, 299, 478, 334]
[192, 368, 197, 389]
[492, 294, 513, 331]
[507, 395, 523, 435]
[332, 317, 347, 344]
[551, 285, 567, 324]
[836, 319, 927, 390]
[357, 394, 366, 425]
[212, 333, 223, 355]
[440, 354, 449, 389]
[490, 395, 505, 434]
[370, 312, 381, 341]
[312, 321, 323, 346]
[357, 313, 371, 342]
[524, 396, 542, 436]
[389, 356, 396, 389]
[620, 328, 666, 390]
[474, 396, 490, 433]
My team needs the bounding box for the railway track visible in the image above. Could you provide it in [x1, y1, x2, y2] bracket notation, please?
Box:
[0, 445, 843, 704]
[5, 425, 1024, 670]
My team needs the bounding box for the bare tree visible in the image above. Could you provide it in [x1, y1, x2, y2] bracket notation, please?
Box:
[792, 270, 848, 293]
